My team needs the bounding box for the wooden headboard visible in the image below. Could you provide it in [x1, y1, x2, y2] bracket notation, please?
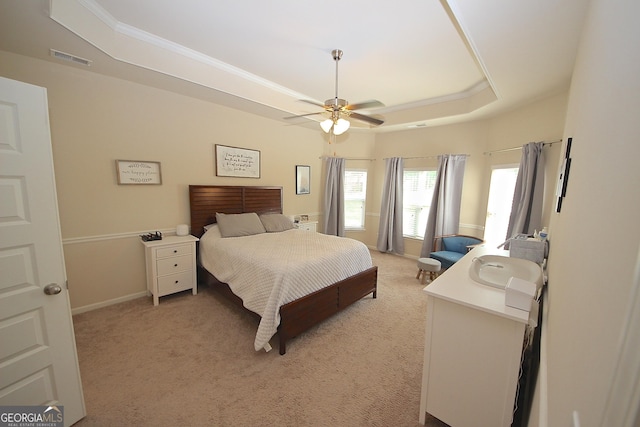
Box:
[189, 185, 283, 237]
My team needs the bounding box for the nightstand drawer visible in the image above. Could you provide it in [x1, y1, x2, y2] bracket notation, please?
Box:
[157, 270, 194, 296]
[156, 254, 193, 276]
[157, 244, 192, 259]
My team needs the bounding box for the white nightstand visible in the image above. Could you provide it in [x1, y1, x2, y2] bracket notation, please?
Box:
[141, 235, 199, 306]
[293, 221, 317, 232]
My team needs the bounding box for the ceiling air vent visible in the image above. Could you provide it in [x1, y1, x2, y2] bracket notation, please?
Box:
[50, 49, 92, 66]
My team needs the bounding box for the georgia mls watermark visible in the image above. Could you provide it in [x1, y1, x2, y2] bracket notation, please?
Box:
[0, 406, 63, 427]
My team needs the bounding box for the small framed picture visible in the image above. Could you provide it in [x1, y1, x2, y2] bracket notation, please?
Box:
[296, 165, 310, 195]
[116, 160, 162, 185]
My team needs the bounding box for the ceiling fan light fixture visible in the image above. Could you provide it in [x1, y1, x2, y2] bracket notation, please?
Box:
[320, 119, 334, 133]
[287, 49, 383, 133]
[333, 118, 350, 135]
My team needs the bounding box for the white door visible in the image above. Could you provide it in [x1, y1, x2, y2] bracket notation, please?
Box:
[0, 77, 85, 425]
[483, 166, 519, 246]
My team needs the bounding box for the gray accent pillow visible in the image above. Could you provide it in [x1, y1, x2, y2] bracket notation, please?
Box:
[215, 212, 266, 237]
[259, 214, 294, 232]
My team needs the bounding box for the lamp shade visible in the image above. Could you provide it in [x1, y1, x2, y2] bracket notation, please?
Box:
[320, 119, 333, 133]
[333, 118, 350, 135]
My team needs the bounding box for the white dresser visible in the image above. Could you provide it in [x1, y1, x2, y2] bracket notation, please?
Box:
[142, 235, 199, 306]
[293, 221, 317, 232]
[419, 245, 531, 427]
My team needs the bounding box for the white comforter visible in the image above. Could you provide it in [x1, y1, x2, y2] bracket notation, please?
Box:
[199, 227, 373, 351]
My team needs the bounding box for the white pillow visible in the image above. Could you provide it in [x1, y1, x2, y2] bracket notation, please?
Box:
[203, 224, 222, 239]
[259, 214, 294, 232]
[215, 212, 266, 237]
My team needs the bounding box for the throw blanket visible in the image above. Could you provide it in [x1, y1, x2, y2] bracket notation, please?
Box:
[199, 228, 373, 351]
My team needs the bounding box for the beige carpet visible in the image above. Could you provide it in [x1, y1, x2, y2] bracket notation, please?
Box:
[72, 251, 449, 427]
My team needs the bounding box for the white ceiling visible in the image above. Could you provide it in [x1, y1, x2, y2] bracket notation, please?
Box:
[0, 0, 590, 132]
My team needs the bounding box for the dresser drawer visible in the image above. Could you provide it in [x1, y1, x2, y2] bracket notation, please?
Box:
[157, 244, 192, 259]
[157, 270, 194, 296]
[156, 254, 193, 276]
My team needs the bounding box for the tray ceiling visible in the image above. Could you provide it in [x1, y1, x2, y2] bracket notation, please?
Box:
[0, 0, 590, 132]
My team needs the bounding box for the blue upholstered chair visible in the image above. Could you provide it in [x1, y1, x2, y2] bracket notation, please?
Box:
[429, 234, 484, 270]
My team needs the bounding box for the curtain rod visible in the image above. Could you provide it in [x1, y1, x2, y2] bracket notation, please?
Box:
[483, 139, 562, 155]
[384, 153, 470, 160]
[319, 156, 375, 161]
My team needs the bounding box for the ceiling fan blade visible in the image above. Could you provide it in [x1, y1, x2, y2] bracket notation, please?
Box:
[283, 111, 323, 120]
[299, 99, 327, 108]
[345, 100, 384, 111]
[349, 112, 384, 126]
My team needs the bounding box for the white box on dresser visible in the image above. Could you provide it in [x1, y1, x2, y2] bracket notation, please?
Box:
[141, 235, 199, 306]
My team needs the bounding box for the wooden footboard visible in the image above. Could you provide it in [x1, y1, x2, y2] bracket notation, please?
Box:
[198, 265, 378, 355]
[278, 266, 378, 355]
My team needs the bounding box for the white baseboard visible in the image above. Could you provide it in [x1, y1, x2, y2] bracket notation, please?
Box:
[71, 291, 148, 315]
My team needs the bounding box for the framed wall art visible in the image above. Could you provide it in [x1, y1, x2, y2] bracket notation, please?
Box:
[215, 144, 260, 178]
[296, 165, 310, 195]
[116, 160, 162, 185]
[555, 137, 572, 212]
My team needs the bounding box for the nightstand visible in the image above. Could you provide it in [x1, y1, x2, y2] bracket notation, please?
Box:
[141, 235, 199, 306]
[293, 221, 317, 232]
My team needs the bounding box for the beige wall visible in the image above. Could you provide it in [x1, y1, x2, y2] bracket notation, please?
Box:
[0, 51, 374, 310]
[369, 93, 567, 258]
[484, 92, 568, 233]
[545, 0, 640, 424]
[373, 120, 489, 256]
[0, 50, 570, 310]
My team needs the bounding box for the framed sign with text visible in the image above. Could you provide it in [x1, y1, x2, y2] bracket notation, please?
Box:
[215, 144, 261, 178]
[116, 160, 162, 185]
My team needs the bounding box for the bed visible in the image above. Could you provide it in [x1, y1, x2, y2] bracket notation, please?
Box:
[189, 185, 378, 355]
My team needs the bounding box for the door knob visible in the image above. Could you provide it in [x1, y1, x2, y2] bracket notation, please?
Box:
[44, 283, 62, 295]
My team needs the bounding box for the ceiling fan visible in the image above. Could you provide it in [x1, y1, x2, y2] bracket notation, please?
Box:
[285, 49, 384, 135]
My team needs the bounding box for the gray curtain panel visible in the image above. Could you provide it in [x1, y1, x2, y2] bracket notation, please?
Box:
[377, 157, 405, 254]
[506, 142, 545, 240]
[323, 157, 345, 236]
[420, 154, 468, 257]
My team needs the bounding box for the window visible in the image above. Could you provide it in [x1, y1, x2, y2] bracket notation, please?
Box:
[403, 169, 437, 238]
[344, 169, 367, 229]
[484, 166, 519, 246]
